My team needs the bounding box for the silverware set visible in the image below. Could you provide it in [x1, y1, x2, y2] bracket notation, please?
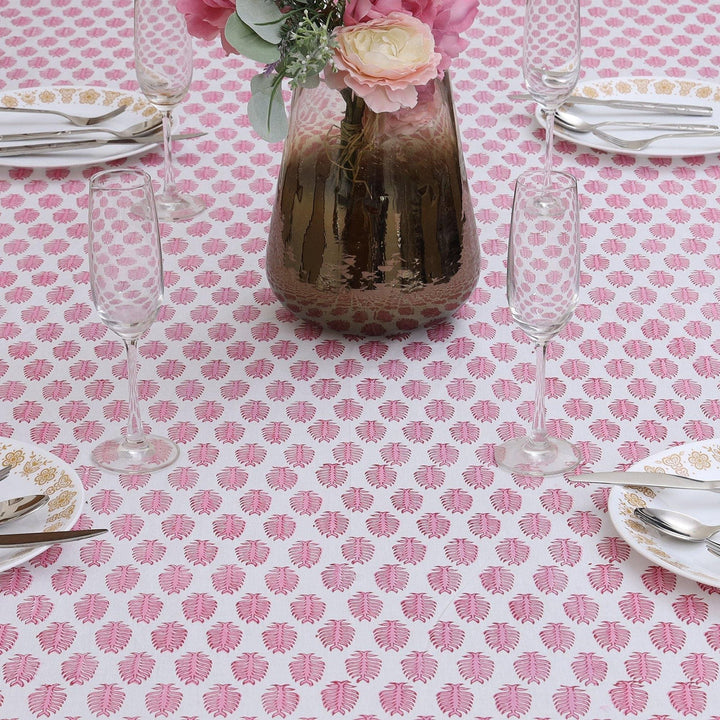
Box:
[634, 506, 720, 559]
[511, 91, 719, 150]
[0, 464, 107, 548]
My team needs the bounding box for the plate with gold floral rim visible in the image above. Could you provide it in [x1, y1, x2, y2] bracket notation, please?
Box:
[608, 440, 720, 588]
[0, 438, 85, 571]
[0, 86, 160, 169]
[540, 76, 720, 157]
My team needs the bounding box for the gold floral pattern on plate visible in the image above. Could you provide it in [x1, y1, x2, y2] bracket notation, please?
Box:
[0, 439, 85, 571]
[609, 440, 720, 588]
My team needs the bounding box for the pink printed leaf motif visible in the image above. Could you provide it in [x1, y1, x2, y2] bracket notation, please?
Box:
[109, 514, 144, 540]
[317, 619, 355, 650]
[436, 683, 474, 717]
[321, 680, 359, 715]
[533, 565, 569, 595]
[289, 594, 326, 624]
[105, 565, 141, 593]
[175, 651, 212, 684]
[288, 652, 325, 685]
[145, 683, 183, 717]
[427, 565, 463, 594]
[378, 681, 416, 716]
[17, 596, 53, 624]
[493, 684, 532, 719]
[374, 564, 409, 593]
[539, 622, 575, 652]
[624, 652, 661, 683]
[681, 652, 719, 684]
[206, 622, 243, 653]
[127, 593, 163, 623]
[60, 652, 98, 686]
[617, 592, 654, 623]
[428, 621, 465, 652]
[587, 563, 624, 593]
[95, 621, 132, 654]
[668, 682, 707, 715]
[262, 623, 297, 654]
[236, 593, 271, 623]
[37, 622, 76, 654]
[117, 652, 155, 684]
[50, 566, 87, 595]
[592, 621, 630, 651]
[87, 683, 125, 716]
[453, 593, 490, 623]
[478, 565, 514, 595]
[261, 684, 300, 718]
[571, 652, 607, 686]
[231, 652, 269, 685]
[547, 538, 582, 566]
[0, 567, 33, 595]
[672, 594, 709, 624]
[345, 650, 382, 683]
[457, 651, 493, 684]
[347, 591, 383, 621]
[74, 594, 110, 624]
[287, 539, 323, 568]
[212, 515, 246, 541]
[508, 593, 544, 624]
[609, 681, 648, 715]
[182, 592, 218, 623]
[640, 565, 677, 594]
[374, 619, 410, 651]
[158, 564, 193, 593]
[3, 653, 39, 687]
[202, 683, 242, 717]
[400, 592, 437, 622]
[648, 621, 686, 653]
[401, 650, 437, 683]
[513, 651, 551, 684]
[27, 683, 67, 718]
[552, 685, 590, 720]
[150, 621, 187, 653]
[484, 622, 520, 653]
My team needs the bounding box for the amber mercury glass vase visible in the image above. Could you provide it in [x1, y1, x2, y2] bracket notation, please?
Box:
[267, 74, 481, 336]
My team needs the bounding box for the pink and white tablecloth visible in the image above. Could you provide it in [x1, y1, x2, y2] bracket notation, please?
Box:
[2, 0, 720, 717]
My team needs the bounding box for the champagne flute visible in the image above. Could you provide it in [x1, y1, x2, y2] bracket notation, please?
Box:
[88, 169, 179, 474]
[495, 169, 581, 476]
[134, 0, 205, 221]
[523, 0, 581, 176]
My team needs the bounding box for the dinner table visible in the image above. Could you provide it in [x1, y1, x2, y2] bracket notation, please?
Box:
[2, 0, 720, 718]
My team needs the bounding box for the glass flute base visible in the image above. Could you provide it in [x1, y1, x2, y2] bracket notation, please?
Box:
[495, 435, 580, 477]
[155, 192, 205, 222]
[92, 434, 179, 474]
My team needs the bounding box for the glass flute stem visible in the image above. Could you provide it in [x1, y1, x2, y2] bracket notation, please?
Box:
[543, 108, 556, 178]
[530, 341, 549, 446]
[124, 337, 146, 448]
[161, 109, 177, 200]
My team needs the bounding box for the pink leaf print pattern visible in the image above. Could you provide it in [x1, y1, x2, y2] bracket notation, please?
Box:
[624, 651, 661, 683]
[175, 651, 212, 684]
[513, 651, 551, 684]
[3, 653, 39, 686]
[74, 593, 110, 623]
[321, 680, 359, 715]
[493, 684, 532, 718]
[571, 652, 607, 685]
[609, 681, 648, 715]
[290, 594, 326, 624]
[211, 565, 246, 594]
[288, 652, 325, 685]
[37, 622, 76, 654]
[347, 591, 383, 621]
[672, 594, 709, 623]
[641, 565, 676, 593]
[378, 681, 416, 716]
[95, 621, 132, 653]
[182, 592, 218, 623]
[617, 592, 654, 623]
[668, 681, 707, 715]
[436, 683, 474, 717]
[27, 683, 66, 718]
[261, 684, 300, 718]
[681, 652, 719, 684]
[202, 684, 242, 717]
[231, 652, 268, 684]
[17, 595, 53, 624]
[51, 566, 86, 595]
[206, 622, 243, 653]
[552, 685, 590, 719]
[150, 622, 187, 653]
[144, 683, 183, 717]
[649, 621, 686, 653]
[401, 651, 437, 683]
[457, 652, 493, 684]
[118, 652, 155, 684]
[262, 622, 297, 654]
[87, 683, 125, 716]
[317, 619, 355, 650]
[59, 652, 98, 686]
[345, 650, 382, 683]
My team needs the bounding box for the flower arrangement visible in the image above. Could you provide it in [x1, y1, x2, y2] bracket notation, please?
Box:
[176, 0, 479, 141]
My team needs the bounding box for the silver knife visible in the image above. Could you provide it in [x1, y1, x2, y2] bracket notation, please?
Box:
[0, 131, 205, 157]
[0, 116, 162, 143]
[510, 92, 714, 117]
[571, 471, 720, 491]
[0, 528, 108, 548]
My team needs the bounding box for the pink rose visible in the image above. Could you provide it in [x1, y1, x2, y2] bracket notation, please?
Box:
[175, 0, 237, 53]
[344, 0, 478, 70]
[332, 12, 442, 113]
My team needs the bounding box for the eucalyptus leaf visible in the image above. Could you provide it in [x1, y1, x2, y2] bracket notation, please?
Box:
[236, 0, 285, 44]
[225, 12, 281, 64]
[248, 73, 289, 142]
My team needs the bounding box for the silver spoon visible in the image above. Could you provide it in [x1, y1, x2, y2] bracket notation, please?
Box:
[634, 506, 720, 541]
[554, 109, 718, 136]
[0, 494, 49, 526]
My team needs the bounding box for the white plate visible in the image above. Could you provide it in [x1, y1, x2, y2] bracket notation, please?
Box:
[543, 76, 720, 157]
[0, 438, 85, 571]
[608, 440, 720, 588]
[0, 86, 160, 169]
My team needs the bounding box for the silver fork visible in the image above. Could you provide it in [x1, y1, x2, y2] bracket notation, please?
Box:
[0, 116, 163, 144]
[0, 103, 127, 127]
[593, 128, 720, 151]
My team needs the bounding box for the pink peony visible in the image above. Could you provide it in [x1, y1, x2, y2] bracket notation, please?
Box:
[332, 12, 442, 113]
[343, 0, 478, 70]
[175, 0, 237, 53]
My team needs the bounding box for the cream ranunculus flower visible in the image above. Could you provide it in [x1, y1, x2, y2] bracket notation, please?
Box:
[331, 12, 442, 113]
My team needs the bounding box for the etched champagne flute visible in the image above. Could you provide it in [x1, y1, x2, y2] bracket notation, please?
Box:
[88, 169, 179, 474]
[134, 0, 205, 220]
[495, 169, 581, 476]
[523, 0, 581, 177]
